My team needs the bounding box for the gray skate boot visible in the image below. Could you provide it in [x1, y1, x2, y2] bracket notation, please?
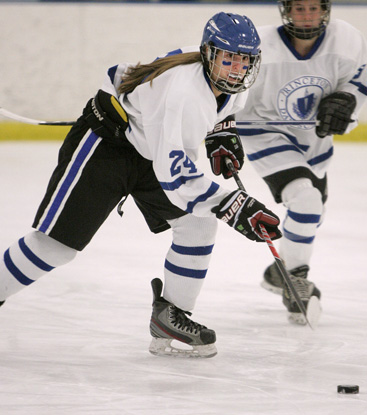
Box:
[261, 262, 284, 295]
[149, 278, 217, 358]
[282, 265, 322, 325]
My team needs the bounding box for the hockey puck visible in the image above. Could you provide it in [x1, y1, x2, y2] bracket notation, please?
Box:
[337, 385, 359, 394]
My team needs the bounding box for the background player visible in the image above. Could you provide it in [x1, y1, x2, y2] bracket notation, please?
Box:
[206, 0, 367, 325]
[0, 12, 281, 358]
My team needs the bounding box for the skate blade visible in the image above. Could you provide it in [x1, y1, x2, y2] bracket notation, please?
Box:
[260, 280, 283, 295]
[149, 338, 217, 358]
[288, 296, 322, 328]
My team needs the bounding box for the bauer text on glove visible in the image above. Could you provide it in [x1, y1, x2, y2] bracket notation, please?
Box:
[212, 190, 282, 242]
[205, 116, 244, 179]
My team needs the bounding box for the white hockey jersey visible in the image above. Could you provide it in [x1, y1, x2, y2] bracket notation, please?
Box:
[236, 19, 367, 179]
[101, 48, 248, 217]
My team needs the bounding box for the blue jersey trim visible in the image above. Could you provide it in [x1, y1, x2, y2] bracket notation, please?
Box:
[165, 48, 183, 57]
[159, 173, 204, 191]
[247, 144, 304, 161]
[308, 146, 333, 166]
[239, 128, 332, 167]
[349, 80, 367, 96]
[278, 26, 325, 60]
[238, 127, 268, 136]
[155, 48, 184, 61]
[247, 143, 332, 167]
[165, 259, 207, 279]
[238, 128, 310, 152]
[108, 65, 118, 85]
[186, 182, 220, 214]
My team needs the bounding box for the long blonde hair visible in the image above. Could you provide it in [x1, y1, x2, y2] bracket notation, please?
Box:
[118, 52, 202, 95]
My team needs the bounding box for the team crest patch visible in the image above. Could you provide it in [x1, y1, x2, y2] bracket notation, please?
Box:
[277, 76, 332, 129]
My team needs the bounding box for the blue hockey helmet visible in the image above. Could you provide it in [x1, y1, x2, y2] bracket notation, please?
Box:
[200, 12, 261, 94]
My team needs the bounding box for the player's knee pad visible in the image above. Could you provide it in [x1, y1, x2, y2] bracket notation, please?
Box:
[281, 178, 323, 216]
[281, 178, 323, 240]
[168, 214, 218, 246]
[24, 231, 78, 266]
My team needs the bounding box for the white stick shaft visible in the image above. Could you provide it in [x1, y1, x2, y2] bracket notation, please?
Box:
[236, 120, 318, 126]
[0, 107, 75, 126]
[1, 106, 315, 127]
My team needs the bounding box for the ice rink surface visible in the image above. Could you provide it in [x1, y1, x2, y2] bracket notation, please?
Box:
[0, 140, 366, 415]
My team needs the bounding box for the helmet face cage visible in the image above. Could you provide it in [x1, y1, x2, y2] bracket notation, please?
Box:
[201, 44, 261, 94]
[278, 0, 331, 40]
[200, 12, 261, 95]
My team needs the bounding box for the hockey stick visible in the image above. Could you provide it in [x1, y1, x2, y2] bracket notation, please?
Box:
[236, 120, 318, 126]
[0, 107, 316, 127]
[224, 157, 316, 329]
[0, 107, 75, 126]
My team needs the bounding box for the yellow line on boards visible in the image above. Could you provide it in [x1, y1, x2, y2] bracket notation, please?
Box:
[0, 123, 72, 141]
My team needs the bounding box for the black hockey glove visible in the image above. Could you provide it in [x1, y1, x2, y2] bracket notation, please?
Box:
[205, 116, 244, 179]
[316, 91, 356, 138]
[83, 89, 129, 139]
[212, 190, 282, 242]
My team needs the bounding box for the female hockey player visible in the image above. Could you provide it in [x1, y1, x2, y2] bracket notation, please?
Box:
[0, 12, 281, 358]
[208, 0, 367, 325]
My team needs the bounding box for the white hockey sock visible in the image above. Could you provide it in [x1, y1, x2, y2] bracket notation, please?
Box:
[163, 215, 217, 311]
[280, 178, 323, 270]
[0, 231, 77, 301]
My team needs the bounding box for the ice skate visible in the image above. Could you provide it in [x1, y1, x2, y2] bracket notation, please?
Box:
[0, 301, 4, 307]
[149, 278, 217, 358]
[261, 262, 285, 295]
[281, 265, 322, 326]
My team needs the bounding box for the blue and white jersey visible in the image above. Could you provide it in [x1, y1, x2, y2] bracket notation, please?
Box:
[101, 48, 248, 217]
[236, 19, 367, 179]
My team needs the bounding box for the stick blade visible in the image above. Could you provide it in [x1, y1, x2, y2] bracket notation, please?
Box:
[0, 107, 41, 125]
[288, 296, 322, 329]
[306, 296, 322, 329]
